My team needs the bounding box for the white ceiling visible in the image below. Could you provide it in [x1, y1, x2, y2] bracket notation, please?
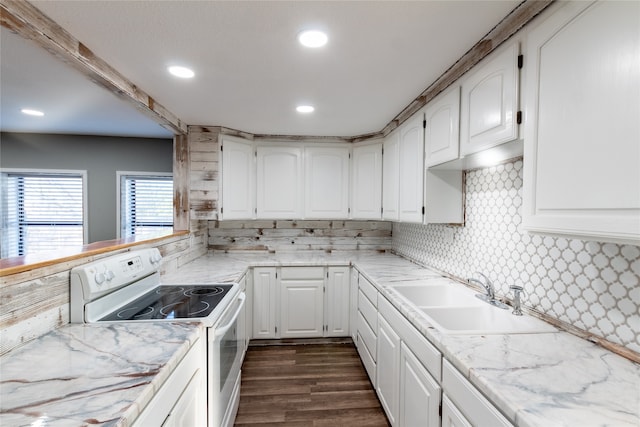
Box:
[2, 0, 521, 139]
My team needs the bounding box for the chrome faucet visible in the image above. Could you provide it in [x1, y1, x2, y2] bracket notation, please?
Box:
[509, 285, 525, 316]
[469, 272, 495, 300]
[468, 272, 509, 310]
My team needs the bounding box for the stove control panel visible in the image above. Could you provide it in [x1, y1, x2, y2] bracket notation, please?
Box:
[70, 248, 162, 322]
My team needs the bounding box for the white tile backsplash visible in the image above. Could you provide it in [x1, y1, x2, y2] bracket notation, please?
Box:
[392, 159, 640, 354]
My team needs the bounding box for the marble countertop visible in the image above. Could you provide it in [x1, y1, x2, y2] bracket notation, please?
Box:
[165, 250, 640, 427]
[1, 250, 637, 426]
[0, 322, 203, 426]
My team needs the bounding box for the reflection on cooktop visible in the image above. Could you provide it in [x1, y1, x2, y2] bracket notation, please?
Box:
[99, 285, 233, 321]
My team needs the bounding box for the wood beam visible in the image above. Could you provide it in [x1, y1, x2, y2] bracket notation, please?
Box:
[0, 0, 187, 135]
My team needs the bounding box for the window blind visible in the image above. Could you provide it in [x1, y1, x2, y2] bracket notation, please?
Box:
[1, 173, 84, 258]
[121, 175, 173, 238]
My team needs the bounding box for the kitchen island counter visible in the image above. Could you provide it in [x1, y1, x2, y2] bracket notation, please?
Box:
[0, 322, 203, 426]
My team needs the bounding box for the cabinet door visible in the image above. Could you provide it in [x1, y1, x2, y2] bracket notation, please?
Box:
[220, 136, 255, 219]
[425, 86, 460, 167]
[351, 142, 383, 219]
[441, 395, 472, 427]
[522, 0, 640, 245]
[376, 315, 400, 426]
[304, 146, 350, 219]
[398, 114, 425, 223]
[280, 269, 324, 338]
[252, 267, 278, 339]
[161, 371, 206, 427]
[399, 342, 441, 427]
[326, 266, 350, 337]
[256, 146, 303, 219]
[460, 42, 519, 155]
[349, 269, 359, 341]
[382, 131, 400, 221]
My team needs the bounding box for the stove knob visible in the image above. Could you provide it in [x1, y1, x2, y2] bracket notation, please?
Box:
[150, 253, 162, 264]
[95, 272, 106, 285]
[105, 270, 115, 281]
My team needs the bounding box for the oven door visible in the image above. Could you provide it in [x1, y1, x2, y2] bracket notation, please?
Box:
[209, 292, 246, 427]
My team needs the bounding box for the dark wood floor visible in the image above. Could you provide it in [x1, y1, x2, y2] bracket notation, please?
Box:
[234, 340, 391, 426]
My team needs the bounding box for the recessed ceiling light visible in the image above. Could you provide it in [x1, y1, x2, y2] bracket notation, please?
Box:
[298, 30, 328, 48]
[168, 65, 195, 79]
[296, 105, 315, 113]
[21, 108, 44, 116]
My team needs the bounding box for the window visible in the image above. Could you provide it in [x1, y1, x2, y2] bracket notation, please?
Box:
[118, 172, 173, 239]
[0, 170, 86, 258]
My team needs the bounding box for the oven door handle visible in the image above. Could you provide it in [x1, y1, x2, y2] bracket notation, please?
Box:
[214, 293, 246, 337]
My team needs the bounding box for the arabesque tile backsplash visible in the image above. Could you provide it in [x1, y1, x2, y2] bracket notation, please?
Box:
[392, 159, 640, 354]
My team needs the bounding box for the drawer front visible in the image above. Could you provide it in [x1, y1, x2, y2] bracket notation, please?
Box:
[359, 276, 378, 307]
[378, 296, 442, 380]
[442, 360, 513, 427]
[357, 332, 377, 387]
[280, 266, 325, 280]
[357, 312, 377, 362]
[358, 290, 378, 332]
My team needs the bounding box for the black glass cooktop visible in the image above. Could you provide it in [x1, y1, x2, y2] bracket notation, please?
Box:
[100, 285, 234, 321]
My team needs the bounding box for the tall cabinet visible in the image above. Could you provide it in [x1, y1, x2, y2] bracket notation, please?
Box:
[522, 0, 640, 244]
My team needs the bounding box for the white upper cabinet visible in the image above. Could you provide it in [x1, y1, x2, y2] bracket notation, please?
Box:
[220, 136, 255, 220]
[460, 41, 520, 156]
[522, 0, 640, 244]
[425, 86, 460, 167]
[382, 131, 400, 221]
[398, 113, 425, 223]
[304, 146, 350, 219]
[351, 141, 383, 220]
[256, 145, 303, 219]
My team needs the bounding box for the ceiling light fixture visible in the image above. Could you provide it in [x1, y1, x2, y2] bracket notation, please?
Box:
[298, 30, 328, 48]
[296, 105, 315, 113]
[168, 65, 195, 79]
[21, 108, 44, 116]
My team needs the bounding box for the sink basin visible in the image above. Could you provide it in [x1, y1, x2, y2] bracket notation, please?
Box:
[391, 285, 482, 307]
[419, 305, 557, 335]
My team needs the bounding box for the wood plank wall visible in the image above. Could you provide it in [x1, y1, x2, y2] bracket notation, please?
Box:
[189, 126, 223, 220]
[0, 220, 208, 356]
[209, 220, 392, 252]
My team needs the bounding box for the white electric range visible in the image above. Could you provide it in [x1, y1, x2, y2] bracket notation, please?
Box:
[70, 248, 245, 427]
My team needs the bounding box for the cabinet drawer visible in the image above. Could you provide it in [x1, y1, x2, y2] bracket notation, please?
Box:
[357, 332, 376, 387]
[359, 276, 378, 307]
[357, 312, 377, 362]
[442, 360, 512, 427]
[280, 266, 325, 280]
[378, 296, 441, 381]
[358, 290, 378, 332]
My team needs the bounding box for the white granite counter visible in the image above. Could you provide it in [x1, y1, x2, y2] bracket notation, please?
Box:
[0, 322, 203, 426]
[164, 250, 640, 427]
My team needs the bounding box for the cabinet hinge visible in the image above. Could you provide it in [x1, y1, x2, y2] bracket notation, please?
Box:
[516, 111, 522, 125]
[220, 207, 223, 214]
[220, 145, 223, 151]
[423, 119, 426, 129]
[518, 54, 524, 69]
[349, 152, 351, 159]
[275, 272, 278, 279]
[255, 150, 257, 157]
[381, 147, 384, 156]
[422, 206, 425, 215]
[348, 207, 351, 214]
[439, 404, 442, 417]
[275, 326, 278, 334]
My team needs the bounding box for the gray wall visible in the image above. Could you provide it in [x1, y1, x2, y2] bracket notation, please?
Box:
[0, 132, 173, 243]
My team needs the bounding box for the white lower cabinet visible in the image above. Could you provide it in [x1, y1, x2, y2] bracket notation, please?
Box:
[134, 333, 207, 427]
[376, 315, 401, 426]
[279, 267, 324, 338]
[349, 269, 359, 341]
[252, 267, 278, 339]
[442, 359, 512, 427]
[376, 296, 441, 427]
[441, 394, 472, 427]
[399, 342, 441, 427]
[252, 266, 351, 339]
